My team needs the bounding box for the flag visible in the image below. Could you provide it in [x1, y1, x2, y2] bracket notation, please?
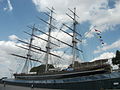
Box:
[102, 42, 104, 44]
[96, 33, 101, 35]
[97, 36, 102, 39]
[99, 36, 102, 38]
[95, 29, 101, 33]
[100, 39, 103, 41]
[94, 29, 105, 45]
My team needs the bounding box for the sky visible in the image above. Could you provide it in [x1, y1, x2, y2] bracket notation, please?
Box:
[0, 0, 120, 78]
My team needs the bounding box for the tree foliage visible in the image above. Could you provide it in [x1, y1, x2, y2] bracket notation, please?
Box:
[112, 50, 120, 68]
[30, 64, 54, 74]
[69, 61, 81, 68]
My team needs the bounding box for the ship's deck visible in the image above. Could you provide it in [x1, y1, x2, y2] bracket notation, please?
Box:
[14, 68, 109, 80]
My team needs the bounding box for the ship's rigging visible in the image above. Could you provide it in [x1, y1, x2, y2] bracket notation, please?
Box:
[11, 7, 83, 74]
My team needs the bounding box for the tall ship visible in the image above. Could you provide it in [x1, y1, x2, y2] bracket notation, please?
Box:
[3, 8, 120, 90]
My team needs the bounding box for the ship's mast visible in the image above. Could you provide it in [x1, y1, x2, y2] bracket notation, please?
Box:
[45, 8, 54, 72]
[35, 8, 82, 71]
[64, 8, 80, 68]
[22, 25, 35, 74]
[72, 8, 77, 68]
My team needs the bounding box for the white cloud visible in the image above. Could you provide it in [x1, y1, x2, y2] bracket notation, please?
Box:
[32, 0, 109, 23]
[85, 0, 120, 38]
[7, 0, 13, 11]
[94, 39, 120, 54]
[0, 41, 19, 78]
[32, 0, 120, 39]
[91, 0, 120, 25]
[9, 35, 19, 41]
[0, 40, 34, 78]
[92, 52, 115, 61]
[4, 0, 13, 12]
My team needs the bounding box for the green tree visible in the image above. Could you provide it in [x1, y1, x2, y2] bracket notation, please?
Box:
[69, 61, 81, 68]
[30, 64, 54, 74]
[112, 50, 120, 68]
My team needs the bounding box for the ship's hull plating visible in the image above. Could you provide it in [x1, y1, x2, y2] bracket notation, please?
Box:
[3, 71, 120, 90]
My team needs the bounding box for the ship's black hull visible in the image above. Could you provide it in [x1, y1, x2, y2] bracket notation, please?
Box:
[4, 78, 120, 90]
[3, 71, 120, 90]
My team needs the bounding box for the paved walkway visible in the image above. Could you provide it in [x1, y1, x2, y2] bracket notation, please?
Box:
[0, 84, 57, 90]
